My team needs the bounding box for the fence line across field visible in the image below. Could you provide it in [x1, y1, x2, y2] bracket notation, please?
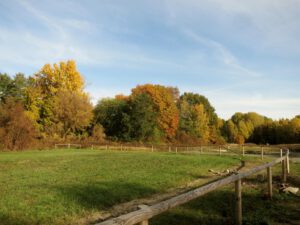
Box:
[54, 143, 82, 149]
[96, 150, 290, 225]
[86, 144, 283, 157]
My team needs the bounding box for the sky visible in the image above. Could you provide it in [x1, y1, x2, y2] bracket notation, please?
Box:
[0, 0, 300, 120]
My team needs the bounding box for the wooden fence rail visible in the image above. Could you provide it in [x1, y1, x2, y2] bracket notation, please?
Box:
[96, 150, 290, 225]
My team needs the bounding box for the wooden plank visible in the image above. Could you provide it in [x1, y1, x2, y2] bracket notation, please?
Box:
[97, 156, 286, 225]
[267, 167, 272, 199]
[235, 179, 242, 225]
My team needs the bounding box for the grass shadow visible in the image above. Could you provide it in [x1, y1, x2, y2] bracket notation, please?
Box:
[55, 181, 157, 211]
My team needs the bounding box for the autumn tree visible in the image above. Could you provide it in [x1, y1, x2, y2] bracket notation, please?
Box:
[0, 98, 36, 150]
[224, 112, 269, 144]
[131, 84, 179, 140]
[128, 93, 161, 142]
[178, 92, 223, 143]
[52, 91, 93, 138]
[178, 97, 209, 143]
[25, 60, 91, 138]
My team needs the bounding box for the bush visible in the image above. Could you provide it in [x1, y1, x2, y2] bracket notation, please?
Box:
[0, 98, 36, 150]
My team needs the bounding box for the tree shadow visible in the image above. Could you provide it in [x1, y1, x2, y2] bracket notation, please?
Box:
[0, 213, 35, 225]
[54, 181, 157, 211]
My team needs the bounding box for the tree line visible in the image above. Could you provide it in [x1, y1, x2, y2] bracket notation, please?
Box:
[0, 60, 299, 150]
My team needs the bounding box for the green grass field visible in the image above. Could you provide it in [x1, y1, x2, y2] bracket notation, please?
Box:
[0, 149, 241, 225]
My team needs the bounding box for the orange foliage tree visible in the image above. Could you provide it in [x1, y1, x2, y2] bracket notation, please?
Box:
[0, 98, 36, 150]
[131, 84, 179, 140]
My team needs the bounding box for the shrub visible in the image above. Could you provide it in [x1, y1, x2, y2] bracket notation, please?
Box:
[0, 98, 36, 150]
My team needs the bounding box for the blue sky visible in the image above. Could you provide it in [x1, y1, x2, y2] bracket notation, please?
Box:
[0, 0, 300, 119]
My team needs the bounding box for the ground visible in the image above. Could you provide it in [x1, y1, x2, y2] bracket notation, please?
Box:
[0, 149, 299, 225]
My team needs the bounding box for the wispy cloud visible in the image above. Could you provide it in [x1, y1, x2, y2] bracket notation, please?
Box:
[182, 29, 262, 77]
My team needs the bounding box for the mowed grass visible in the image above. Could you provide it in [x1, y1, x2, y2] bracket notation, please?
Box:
[0, 149, 240, 225]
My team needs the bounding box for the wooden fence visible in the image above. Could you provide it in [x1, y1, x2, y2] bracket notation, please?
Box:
[88, 144, 284, 158]
[96, 150, 290, 225]
[54, 143, 82, 149]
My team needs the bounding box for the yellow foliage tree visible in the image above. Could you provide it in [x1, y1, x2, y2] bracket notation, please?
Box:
[25, 60, 91, 138]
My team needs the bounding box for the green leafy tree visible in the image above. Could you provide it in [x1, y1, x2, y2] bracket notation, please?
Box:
[129, 93, 161, 142]
[94, 98, 131, 141]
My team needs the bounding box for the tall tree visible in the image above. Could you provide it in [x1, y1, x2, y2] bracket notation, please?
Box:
[131, 84, 179, 140]
[129, 93, 160, 142]
[52, 91, 93, 138]
[25, 60, 91, 138]
[94, 98, 131, 141]
[178, 98, 209, 142]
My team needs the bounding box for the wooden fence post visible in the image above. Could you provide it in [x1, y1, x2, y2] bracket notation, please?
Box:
[261, 146, 264, 160]
[151, 145, 154, 152]
[219, 146, 221, 156]
[267, 167, 272, 199]
[242, 145, 245, 157]
[280, 149, 283, 158]
[200, 145, 203, 154]
[175, 147, 178, 154]
[287, 149, 290, 174]
[68, 143, 70, 149]
[139, 220, 149, 225]
[169, 146, 171, 152]
[235, 179, 242, 225]
[91, 145, 94, 150]
[282, 157, 287, 183]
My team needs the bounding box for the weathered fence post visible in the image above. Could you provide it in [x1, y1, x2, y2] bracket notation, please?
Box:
[242, 145, 245, 157]
[139, 221, 149, 225]
[68, 143, 70, 149]
[261, 146, 264, 160]
[287, 149, 290, 174]
[280, 149, 283, 158]
[282, 157, 287, 182]
[151, 145, 154, 152]
[169, 146, 171, 152]
[267, 166, 272, 199]
[235, 179, 242, 225]
[219, 146, 221, 156]
[175, 147, 178, 154]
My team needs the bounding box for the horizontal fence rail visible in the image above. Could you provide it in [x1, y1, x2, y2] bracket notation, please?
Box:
[96, 150, 290, 225]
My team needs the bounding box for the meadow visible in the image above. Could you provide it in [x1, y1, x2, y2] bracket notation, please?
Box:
[0, 149, 241, 225]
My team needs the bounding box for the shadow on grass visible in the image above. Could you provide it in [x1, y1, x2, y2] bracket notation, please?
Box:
[55, 181, 157, 211]
[0, 214, 33, 225]
[151, 186, 300, 225]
